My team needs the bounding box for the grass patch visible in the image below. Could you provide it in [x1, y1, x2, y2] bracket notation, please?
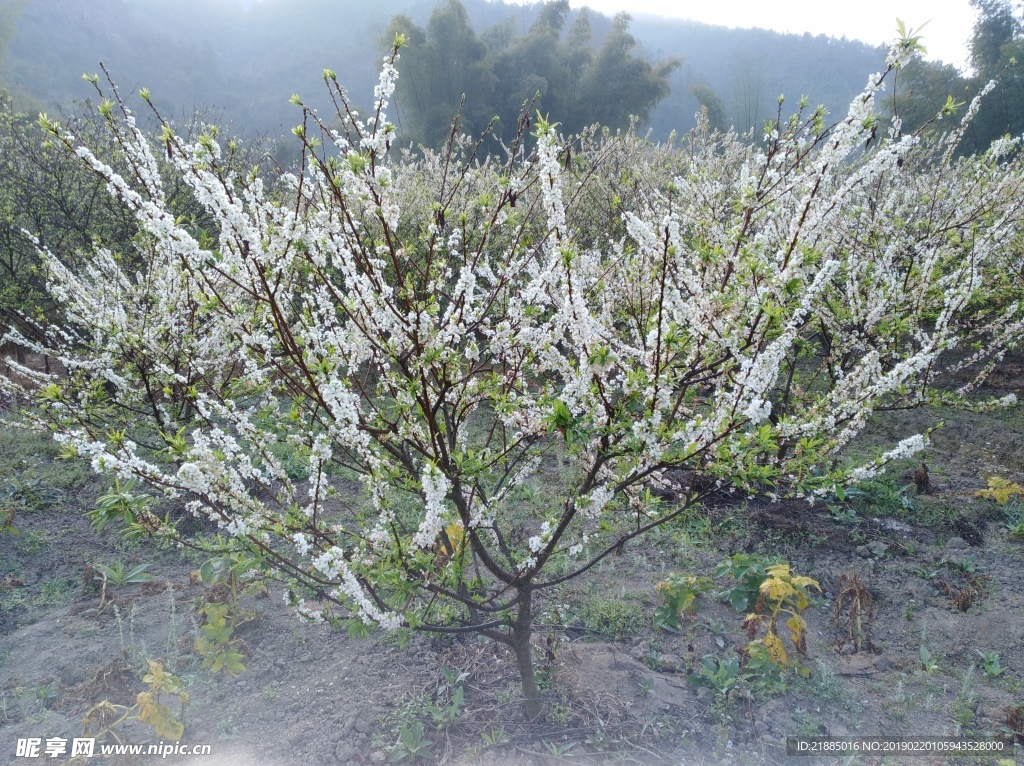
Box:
[569, 593, 647, 639]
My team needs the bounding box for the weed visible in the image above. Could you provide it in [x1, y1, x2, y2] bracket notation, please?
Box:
[806, 661, 864, 715]
[976, 650, 1007, 678]
[793, 707, 825, 738]
[951, 666, 977, 731]
[480, 727, 509, 746]
[1002, 504, 1024, 538]
[850, 477, 912, 517]
[11, 682, 57, 723]
[0, 474, 61, 512]
[913, 563, 941, 580]
[91, 561, 154, 610]
[919, 645, 941, 674]
[654, 573, 712, 632]
[390, 722, 433, 762]
[543, 739, 576, 756]
[386, 665, 468, 762]
[36, 578, 76, 607]
[13, 529, 47, 554]
[572, 594, 645, 639]
[690, 653, 741, 697]
[546, 702, 574, 726]
[948, 554, 979, 574]
[113, 603, 142, 665]
[833, 573, 874, 653]
[163, 586, 182, 672]
[703, 617, 729, 649]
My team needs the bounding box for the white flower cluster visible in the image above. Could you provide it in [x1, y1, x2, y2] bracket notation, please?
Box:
[15, 38, 1024, 642]
[412, 465, 451, 550]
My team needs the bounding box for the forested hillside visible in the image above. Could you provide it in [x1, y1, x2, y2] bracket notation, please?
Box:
[2, 0, 888, 142]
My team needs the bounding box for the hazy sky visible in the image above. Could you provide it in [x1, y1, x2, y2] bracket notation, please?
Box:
[558, 0, 979, 71]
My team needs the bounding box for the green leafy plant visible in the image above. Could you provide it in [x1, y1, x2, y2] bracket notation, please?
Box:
[714, 553, 776, 612]
[386, 665, 468, 762]
[0, 475, 60, 512]
[919, 644, 940, 674]
[1003, 506, 1024, 539]
[654, 573, 713, 632]
[977, 650, 1006, 678]
[572, 595, 646, 639]
[91, 477, 160, 541]
[480, 727, 509, 746]
[389, 722, 432, 763]
[195, 602, 247, 677]
[90, 560, 154, 611]
[690, 653, 741, 697]
[949, 554, 979, 574]
[94, 560, 154, 586]
[425, 666, 466, 726]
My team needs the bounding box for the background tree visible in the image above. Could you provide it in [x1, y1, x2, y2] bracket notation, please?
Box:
[887, 57, 970, 136]
[387, 1, 678, 145]
[960, 0, 1024, 152]
[0, 97, 138, 365]
[385, 3, 497, 146]
[690, 83, 729, 132]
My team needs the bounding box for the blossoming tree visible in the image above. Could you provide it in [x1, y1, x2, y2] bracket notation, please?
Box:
[4, 32, 1023, 717]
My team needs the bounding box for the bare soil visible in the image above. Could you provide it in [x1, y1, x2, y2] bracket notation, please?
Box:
[2, 361, 1024, 765]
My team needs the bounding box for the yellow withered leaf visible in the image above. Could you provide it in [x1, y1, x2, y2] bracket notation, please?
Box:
[762, 631, 788, 665]
[786, 613, 807, 644]
[760, 577, 796, 602]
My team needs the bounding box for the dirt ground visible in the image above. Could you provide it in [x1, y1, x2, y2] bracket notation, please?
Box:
[2, 361, 1024, 765]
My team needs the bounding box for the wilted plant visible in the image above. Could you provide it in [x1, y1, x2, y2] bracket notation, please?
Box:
[741, 563, 821, 667]
[5, 26, 1024, 719]
[833, 572, 874, 653]
[77, 659, 188, 756]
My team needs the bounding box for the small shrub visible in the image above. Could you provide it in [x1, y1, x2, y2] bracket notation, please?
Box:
[741, 563, 820, 668]
[975, 476, 1024, 505]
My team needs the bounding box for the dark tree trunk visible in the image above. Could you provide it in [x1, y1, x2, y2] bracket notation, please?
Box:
[511, 585, 541, 720]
